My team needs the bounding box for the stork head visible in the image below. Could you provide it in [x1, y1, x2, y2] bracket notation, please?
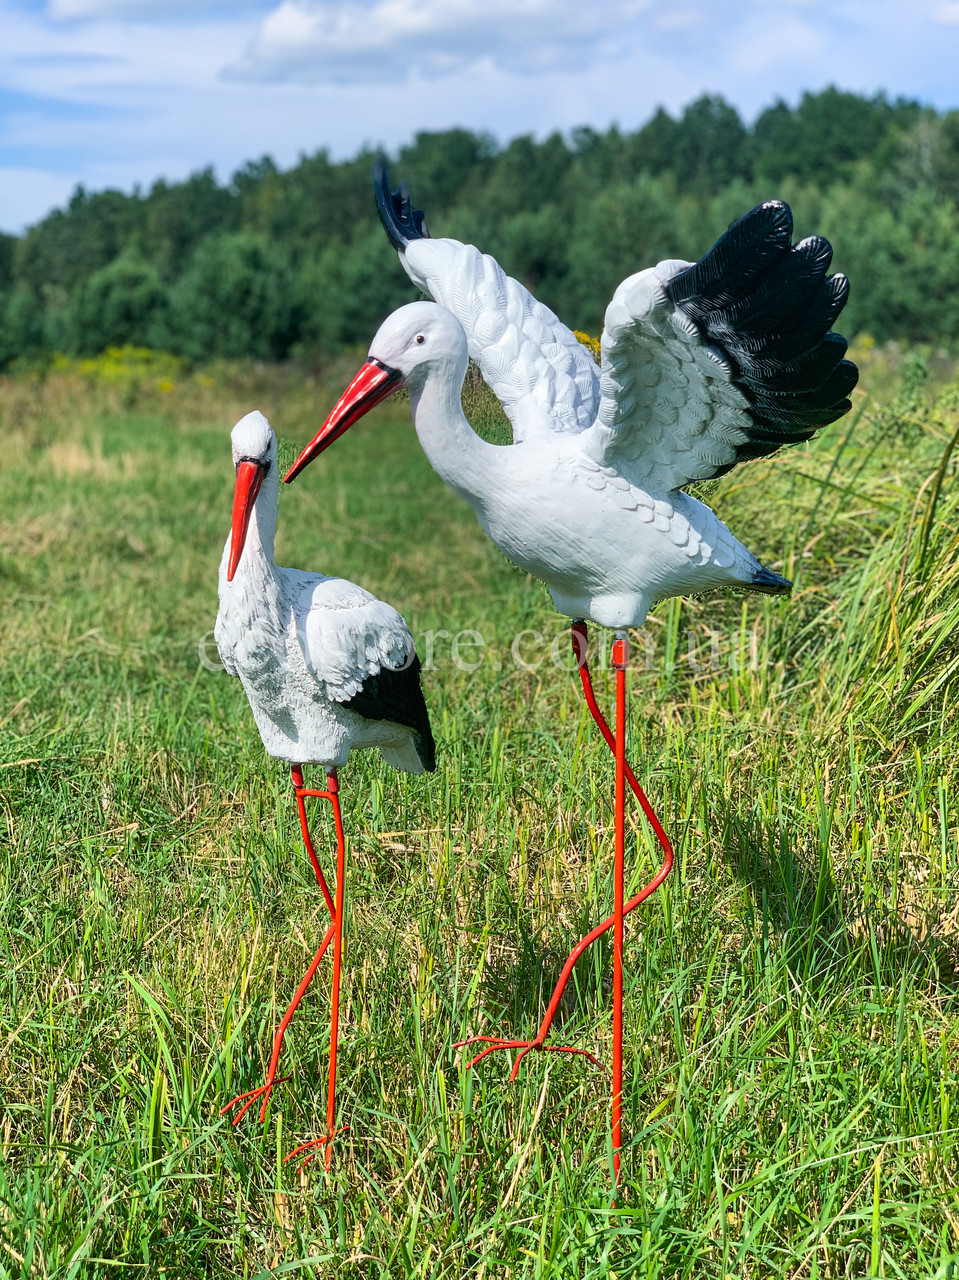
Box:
[284, 302, 466, 483]
[228, 410, 275, 582]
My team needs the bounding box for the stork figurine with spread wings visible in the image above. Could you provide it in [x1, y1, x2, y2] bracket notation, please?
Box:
[216, 409, 435, 1170]
[284, 167, 858, 1181]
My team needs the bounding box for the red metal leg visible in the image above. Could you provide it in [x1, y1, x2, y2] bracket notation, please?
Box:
[455, 622, 674, 1180]
[612, 634, 626, 1185]
[283, 770, 350, 1170]
[222, 766, 349, 1163]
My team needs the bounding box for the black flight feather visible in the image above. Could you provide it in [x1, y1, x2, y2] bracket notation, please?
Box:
[665, 200, 857, 474]
[341, 652, 436, 772]
[742, 335, 851, 393]
[667, 200, 794, 312]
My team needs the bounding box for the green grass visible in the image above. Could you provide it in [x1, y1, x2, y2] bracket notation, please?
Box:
[1, 343, 959, 1277]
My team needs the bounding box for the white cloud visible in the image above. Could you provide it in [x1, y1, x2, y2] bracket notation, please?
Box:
[930, 1, 959, 21]
[655, 9, 708, 32]
[227, 0, 653, 84]
[1, 0, 958, 233]
[48, 0, 264, 18]
[729, 13, 824, 76]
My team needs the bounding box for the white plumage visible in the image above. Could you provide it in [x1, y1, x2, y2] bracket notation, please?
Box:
[215, 410, 434, 774]
[401, 235, 598, 440]
[279, 177, 859, 1164]
[285, 177, 857, 631]
[285, 302, 785, 629]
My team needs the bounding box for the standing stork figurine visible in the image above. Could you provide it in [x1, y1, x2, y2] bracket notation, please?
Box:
[216, 410, 435, 1169]
[284, 168, 858, 1182]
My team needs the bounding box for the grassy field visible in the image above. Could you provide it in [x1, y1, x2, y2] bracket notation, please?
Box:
[1, 341, 959, 1278]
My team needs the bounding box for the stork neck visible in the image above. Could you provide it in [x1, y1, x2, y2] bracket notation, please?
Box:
[222, 463, 281, 598]
[408, 363, 499, 505]
[247, 464, 279, 565]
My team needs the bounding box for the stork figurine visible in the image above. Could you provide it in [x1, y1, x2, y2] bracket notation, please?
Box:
[216, 410, 435, 1169]
[284, 169, 858, 1181]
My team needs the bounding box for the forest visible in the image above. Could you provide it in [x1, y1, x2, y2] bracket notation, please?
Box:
[1, 85, 958, 367]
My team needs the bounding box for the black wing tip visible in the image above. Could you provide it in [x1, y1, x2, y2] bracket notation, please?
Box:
[666, 199, 795, 310]
[730, 198, 793, 236]
[341, 650, 436, 772]
[666, 197, 858, 469]
[751, 566, 793, 596]
[756, 198, 793, 229]
[373, 156, 430, 251]
[415, 730, 437, 773]
[727, 199, 794, 251]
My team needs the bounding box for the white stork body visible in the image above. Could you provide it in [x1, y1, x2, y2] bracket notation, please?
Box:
[217, 410, 433, 1162]
[396, 360, 758, 628]
[280, 174, 859, 1178]
[215, 411, 433, 774]
[286, 176, 857, 628]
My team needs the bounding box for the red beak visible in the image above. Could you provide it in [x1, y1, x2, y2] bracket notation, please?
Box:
[284, 358, 402, 483]
[227, 460, 266, 582]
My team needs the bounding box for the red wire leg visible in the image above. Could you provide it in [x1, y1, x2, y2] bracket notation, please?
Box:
[280, 767, 350, 1171]
[221, 766, 349, 1148]
[455, 622, 674, 1115]
[612, 636, 626, 1185]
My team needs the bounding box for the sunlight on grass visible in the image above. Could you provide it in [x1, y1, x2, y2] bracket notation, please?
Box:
[1, 347, 958, 1276]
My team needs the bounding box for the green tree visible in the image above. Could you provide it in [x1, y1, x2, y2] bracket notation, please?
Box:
[630, 107, 680, 176]
[66, 256, 169, 355]
[820, 178, 959, 340]
[0, 285, 46, 366]
[0, 234, 15, 291]
[492, 205, 568, 298]
[480, 133, 572, 224]
[397, 129, 495, 214]
[559, 173, 684, 331]
[143, 168, 236, 278]
[297, 227, 416, 351]
[670, 95, 751, 189]
[15, 185, 140, 294]
[250, 148, 383, 254]
[890, 110, 959, 206]
[166, 234, 296, 360]
[753, 87, 919, 187]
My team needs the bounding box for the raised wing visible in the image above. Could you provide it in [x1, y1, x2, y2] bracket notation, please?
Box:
[375, 160, 599, 442]
[588, 201, 859, 493]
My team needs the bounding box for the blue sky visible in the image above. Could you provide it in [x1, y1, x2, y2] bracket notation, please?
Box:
[1, 0, 958, 233]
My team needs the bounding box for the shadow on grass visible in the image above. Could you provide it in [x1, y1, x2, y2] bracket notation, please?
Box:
[721, 811, 959, 992]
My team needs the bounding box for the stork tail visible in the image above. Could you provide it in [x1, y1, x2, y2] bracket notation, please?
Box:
[374, 158, 430, 250]
[750, 565, 792, 595]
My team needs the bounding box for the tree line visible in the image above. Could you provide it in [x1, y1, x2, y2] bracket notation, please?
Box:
[1, 86, 958, 368]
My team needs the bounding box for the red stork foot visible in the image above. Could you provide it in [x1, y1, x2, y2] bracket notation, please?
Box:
[453, 1035, 606, 1080]
[284, 1126, 350, 1173]
[219, 1074, 293, 1126]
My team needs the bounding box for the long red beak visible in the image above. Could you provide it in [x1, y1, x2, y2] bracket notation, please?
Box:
[227, 460, 266, 582]
[284, 358, 402, 483]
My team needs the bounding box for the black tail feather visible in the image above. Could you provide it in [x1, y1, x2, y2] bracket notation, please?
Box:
[751, 566, 792, 596]
[373, 158, 430, 250]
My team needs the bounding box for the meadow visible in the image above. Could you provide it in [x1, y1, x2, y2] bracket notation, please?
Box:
[1, 339, 958, 1278]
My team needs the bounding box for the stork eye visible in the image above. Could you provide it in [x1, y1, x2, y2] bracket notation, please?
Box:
[415, 334, 426, 345]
